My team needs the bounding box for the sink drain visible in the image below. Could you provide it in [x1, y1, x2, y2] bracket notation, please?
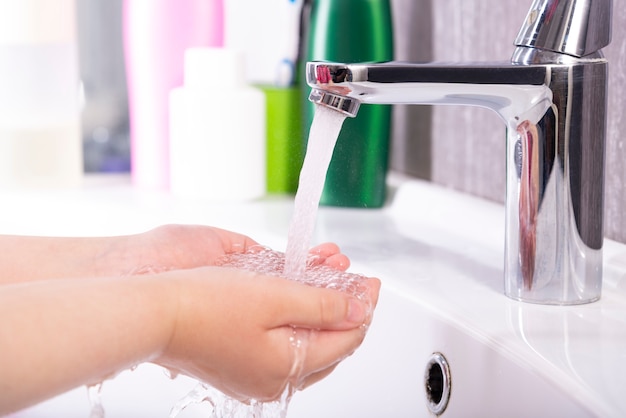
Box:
[424, 352, 451, 415]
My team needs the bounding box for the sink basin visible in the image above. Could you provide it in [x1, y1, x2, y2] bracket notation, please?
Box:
[289, 281, 596, 417]
[291, 178, 626, 417]
[5, 175, 626, 417]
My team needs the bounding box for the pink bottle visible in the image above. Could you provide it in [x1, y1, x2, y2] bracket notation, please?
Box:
[123, 0, 223, 189]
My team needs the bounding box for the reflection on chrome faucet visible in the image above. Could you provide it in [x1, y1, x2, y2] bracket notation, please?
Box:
[306, 0, 613, 305]
[517, 120, 541, 291]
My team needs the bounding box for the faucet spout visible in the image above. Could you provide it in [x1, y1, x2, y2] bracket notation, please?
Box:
[306, 0, 612, 305]
[307, 61, 555, 125]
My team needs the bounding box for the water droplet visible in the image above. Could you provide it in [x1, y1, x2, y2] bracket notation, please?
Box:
[87, 382, 105, 418]
[163, 368, 180, 380]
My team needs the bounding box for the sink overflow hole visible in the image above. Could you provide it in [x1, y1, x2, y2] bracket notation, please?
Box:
[427, 363, 444, 403]
[424, 352, 451, 415]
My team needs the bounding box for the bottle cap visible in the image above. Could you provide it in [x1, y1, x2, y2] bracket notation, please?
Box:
[184, 47, 245, 89]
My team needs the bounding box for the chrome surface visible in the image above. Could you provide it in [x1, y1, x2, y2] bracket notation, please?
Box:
[308, 88, 359, 118]
[307, 0, 612, 304]
[515, 0, 612, 57]
[424, 352, 452, 416]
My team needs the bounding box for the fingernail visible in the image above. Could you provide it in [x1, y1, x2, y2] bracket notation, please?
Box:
[347, 298, 367, 324]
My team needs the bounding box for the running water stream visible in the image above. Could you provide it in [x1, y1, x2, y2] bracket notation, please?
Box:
[90, 105, 370, 418]
[283, 105, 348, 279]
[168, 105, 359, 418]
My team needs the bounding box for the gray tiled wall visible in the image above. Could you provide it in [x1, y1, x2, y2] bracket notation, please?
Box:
[390, 0, 626, 243]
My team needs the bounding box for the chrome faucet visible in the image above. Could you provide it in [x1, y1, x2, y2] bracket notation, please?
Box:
[307, 0, 612, 305]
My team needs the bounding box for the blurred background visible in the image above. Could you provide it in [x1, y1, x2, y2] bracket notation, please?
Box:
[76, 0, 626, 242]
[77, 0, 130, 173]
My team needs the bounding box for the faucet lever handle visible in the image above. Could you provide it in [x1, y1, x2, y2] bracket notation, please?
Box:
[515, 0, 612, 57]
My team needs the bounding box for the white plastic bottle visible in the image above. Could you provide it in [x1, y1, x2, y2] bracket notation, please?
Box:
[169, 48, 266, 201]
[123, 0, 224, 190]
[0, 0, 83, 189]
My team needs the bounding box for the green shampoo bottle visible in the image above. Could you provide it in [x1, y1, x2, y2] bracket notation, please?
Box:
[303, 0, 393, 208]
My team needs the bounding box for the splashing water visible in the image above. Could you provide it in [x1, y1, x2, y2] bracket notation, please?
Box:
[170, 105, 359, 418]
[170, 247, 372, 418]
[87, 382, 105, 418]
[81, 105, 365, 418]
[217, 246, 371, 301]
[169, 381, 293, 418]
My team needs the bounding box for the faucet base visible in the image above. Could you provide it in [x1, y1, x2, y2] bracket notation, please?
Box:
[505, 294, 601, 306]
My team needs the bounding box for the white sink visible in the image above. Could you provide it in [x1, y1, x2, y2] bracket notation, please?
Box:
[292, 179, 626, 417]
[5, 175, 626, 417]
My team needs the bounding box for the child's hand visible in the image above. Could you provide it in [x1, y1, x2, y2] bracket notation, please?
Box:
[0, 226, 376, 414]
[154, 267, 380, 402]
[112, 225, 350, 275]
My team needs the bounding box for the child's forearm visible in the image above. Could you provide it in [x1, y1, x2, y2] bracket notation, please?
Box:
[0, 274, 175, 415]
[0, 235, 130, 285]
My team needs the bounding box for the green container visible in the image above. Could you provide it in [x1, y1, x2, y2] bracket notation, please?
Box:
[303, 0, 393, 208]
[262, 86, 303, 194]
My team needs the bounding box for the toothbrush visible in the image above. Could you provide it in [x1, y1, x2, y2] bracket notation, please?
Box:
[275, 0, 304, 86]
